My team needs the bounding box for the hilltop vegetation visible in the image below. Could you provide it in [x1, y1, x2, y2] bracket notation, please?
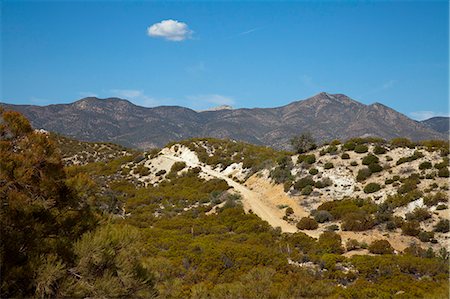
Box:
[1, 109, 449, 298]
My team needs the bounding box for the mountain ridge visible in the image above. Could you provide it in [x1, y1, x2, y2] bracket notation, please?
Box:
[1, 92, 446, 149]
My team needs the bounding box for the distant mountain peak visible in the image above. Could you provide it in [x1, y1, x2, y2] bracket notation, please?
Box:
[198, 105, 234, 112]
[1, 93, 446, 150]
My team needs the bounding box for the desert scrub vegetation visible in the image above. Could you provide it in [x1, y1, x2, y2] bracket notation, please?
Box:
[171, 138, 291, 171]
[363, 182, 381, 194]
[296, 217, 319, 230]
[396, 150, 424, 165]
[2, 110, 450, 299]
[368, 240, 394, 254]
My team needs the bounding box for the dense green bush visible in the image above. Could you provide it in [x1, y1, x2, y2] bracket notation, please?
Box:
[296, 217, 319, 230]
[341, 152, 350, 159]
[419, 161, 432, 170]
[401, 221, 421, 236]
[396, 151, 424, 165]
[285, 207, 294, 216]
[294, 176, 315, 190]
[356, 168, 372, 182]
[373, 145, 387, 155]
[362, 154, 379, 165]
[364, 183, 381, 194]
[350, 161, 358, 166]
[326, 145, 338, 154]
[301, 185, 313, 195]
[317, 232, 344, 254]
[298, 154, 316, 165]
[354, 144, 369, 153]
[324, 162, 334, 169]
[343, 141, 356, 151]
[313, 210, 334, 223]
[405, 208, 431, 222]
[418, 231, 435, 243]
[290, 132, 316, 154]
[309, 168, 318, 175]
[434, 219, 450, 233]
[341, 212, 375, 231]
[270, 167, 292, 184]
[390, 137, 413, 148]
[368, 163, 383, 173]
[368, 240, 394, 254]
[438, 167, 449, 178]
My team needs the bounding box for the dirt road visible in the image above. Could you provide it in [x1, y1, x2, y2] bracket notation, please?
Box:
[162, 154, 298, 233]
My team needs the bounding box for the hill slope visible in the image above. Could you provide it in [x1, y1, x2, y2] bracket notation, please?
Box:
[2, 92, 446, 149]
[422, 116, 449, 135]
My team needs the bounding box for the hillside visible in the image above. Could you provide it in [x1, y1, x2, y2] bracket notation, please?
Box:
[422, 116, 450, 135]
[2, 109, 449, 298]
[2, 92, 446, 150]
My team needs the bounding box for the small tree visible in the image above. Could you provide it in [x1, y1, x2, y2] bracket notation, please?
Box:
[297, 217, 319, 230]
[290, 132, 316, 154]
[368, 240, 394, 254]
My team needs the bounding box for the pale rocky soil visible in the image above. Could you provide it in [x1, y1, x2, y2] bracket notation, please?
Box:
[129, 143, 450, 252]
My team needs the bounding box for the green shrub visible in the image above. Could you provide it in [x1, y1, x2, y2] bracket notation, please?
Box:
[438, 167, 449, 178]
[436, 204, 447, 210]
[357, 168, 372, 182]
[364, 183, 381, 194]
[373, 145, 387, 155]
[317, 231, 344, 254]
[309, 168, 318, 175]
[390, 137, 413, 148]
[170, 161, 186, 173]
[343, 141, 356, 151]
[326, 145, 338, 154]
[368, 240, 394, 254]
[419, 161, 432, 170]
[434, 219, 449, 233]
[385, 178, 394, 185]
[283, 180, 293, 192]
[423, 192, 447, 206]
[401, 221, 421, 236]
[296, 217, 319, 230]
[418, 231, 435, 243]
[324, 162, 334, 169]
[155, 169, 166, 176]
[313, 210, 334, 223]
[350, 161, 358, 166]
[346, 239, 361, 251]
[354, 144, 369, 153]
[301, 185, 313, 195]
[135, 165, 150, 176]
[341, 153, 350, 159]
[434, 159, 449, 169]
[405, 208, 431, 222]
[285, 207, 294, 216]
[368, 163, 383, 173]
[270, 167, 293, 184]
[314, 177, 332, 189]
[294, 176, 315, 190]
[396, 151, 424, 165]
[341, 212, 375, 231]
[362, 154, 379, 165]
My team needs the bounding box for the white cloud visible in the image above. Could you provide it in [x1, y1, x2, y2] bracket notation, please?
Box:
[110, 89, 159, 107]
[147, 19, 193, 41]
[187, 94, 235, 107]
[410, 110, 449, 121]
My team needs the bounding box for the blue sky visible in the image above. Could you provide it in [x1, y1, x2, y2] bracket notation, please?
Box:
[1, 1, 448, 120]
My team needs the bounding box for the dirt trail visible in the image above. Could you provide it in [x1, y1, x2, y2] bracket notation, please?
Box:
[162, 154, 297, 233]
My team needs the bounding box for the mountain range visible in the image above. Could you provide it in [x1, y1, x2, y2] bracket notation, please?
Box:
[1, 92, 447, 150]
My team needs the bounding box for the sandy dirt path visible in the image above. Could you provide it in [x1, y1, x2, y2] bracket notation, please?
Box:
[162, 154, 297, 232]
